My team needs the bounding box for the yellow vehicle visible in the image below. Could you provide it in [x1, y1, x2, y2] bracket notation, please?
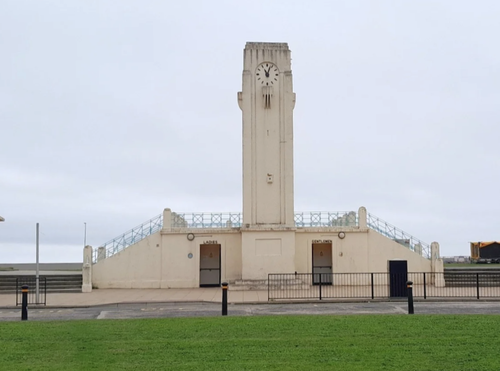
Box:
[470, 242, 500, 263]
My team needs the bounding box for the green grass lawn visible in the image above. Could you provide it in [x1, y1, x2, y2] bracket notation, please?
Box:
[444, 263, 473, 267]
[1, 315, 499, 370]
[445, 263, 500, 268]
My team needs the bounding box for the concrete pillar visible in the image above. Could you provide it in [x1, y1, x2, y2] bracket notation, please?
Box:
[358, 206, 367, 228]
[414, 243, 423, 256]
[162, 208, 172, 232]
[97, 246, 106, 262]
[431, 242, 440, 264]
[431, 242, 445, 287]
[82, 245, 93, 293]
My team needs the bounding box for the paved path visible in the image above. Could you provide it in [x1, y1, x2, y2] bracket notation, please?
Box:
[0, 288, 268, 308]
[2, 288, 500, 309]
[1, 301, 500, 322]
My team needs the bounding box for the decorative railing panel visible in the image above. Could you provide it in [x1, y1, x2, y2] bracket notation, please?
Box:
[172, 211, 358, 228]
[294, 211, 357, 227]
[171, 212, 243, 228]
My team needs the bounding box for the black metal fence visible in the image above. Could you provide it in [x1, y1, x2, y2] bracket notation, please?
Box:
[16, 277, 47, 306]
[268, 272, 500, 301]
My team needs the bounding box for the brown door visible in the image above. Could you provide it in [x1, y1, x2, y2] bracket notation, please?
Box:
[200, 244, 221, 287]
[312, 243, 333, 285]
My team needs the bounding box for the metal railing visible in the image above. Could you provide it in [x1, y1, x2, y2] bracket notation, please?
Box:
[294, 211, 357, 227]
[93, 214, 163, 263]
[172, 211, 358, 228]
[367, 213, 431, 258]
[268, 272, 500, 301]
[94, 210, 431, 262]
[95, 211, 362, 262]
[16, 277, 47, 306]
[171, 212, 243, 228]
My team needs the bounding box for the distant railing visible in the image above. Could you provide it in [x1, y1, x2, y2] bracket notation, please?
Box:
[93, 214, 162, 263]
[171, 211, 358, 228]
[367, 213, 431, 259]
[16, 277, 47, 306]
[268, 272, 500, 301]
[294, 211, 357, 227]
[94, 210, 430, 262]
[171, 212, 243, 228]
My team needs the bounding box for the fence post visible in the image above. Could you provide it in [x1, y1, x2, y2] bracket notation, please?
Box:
[423, 273, 427, 299]
[476, 273, 480, 300]
[16, 278, 19, 306]
[267, 274, 270, 301]
[21, 285, 28, 321]
[406, 281, 414, 314]
[319, 273, 322, 301]
[221, 282, 228, 316]
[371, 273, 374, 299]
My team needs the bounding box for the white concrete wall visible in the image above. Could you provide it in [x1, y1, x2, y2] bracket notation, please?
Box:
[241, 230, 295, 280]
[93, 226, 432, 289]
[295, 228, 431, 274]
[93, 230, 242, 289]
[295, 230, 369, 274]
[160, 231, 242, 288]
[92, 231, 162, 289]
[367, 230, 432, 272]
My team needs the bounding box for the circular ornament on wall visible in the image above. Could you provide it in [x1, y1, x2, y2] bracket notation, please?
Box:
[338, 232, 346, 239]
[187, 233, 195, 241]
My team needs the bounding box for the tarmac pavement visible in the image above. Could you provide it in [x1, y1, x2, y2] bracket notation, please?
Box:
[1, 287, 500, 321]
[0, 288, 266, 308]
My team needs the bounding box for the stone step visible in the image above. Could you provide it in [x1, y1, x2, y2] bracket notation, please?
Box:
[0, 288, 83, 294]
[0, 274, 83, 292]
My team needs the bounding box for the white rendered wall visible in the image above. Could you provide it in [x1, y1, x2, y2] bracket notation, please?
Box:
[93, 230, 242, 289]
[295, 229, 432, 275]
[367, 230, 432, 272]
[92, 231, 162, 289]
[93, 226, 434, 288]
[241, 230, 295, 280]
[161, 231, 242, 288]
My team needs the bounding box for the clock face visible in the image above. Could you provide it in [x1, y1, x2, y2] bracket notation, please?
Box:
[256, 63, 279, 86]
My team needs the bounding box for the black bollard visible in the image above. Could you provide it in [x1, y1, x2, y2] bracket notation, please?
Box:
[221, 282, 228, 316]
[407, 280, 414, 315]
[21, 285, 28, 321]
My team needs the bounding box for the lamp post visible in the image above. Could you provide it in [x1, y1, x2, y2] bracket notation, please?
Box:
[36, 223, 40, 304]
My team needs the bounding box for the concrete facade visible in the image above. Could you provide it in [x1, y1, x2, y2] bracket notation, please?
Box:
[239, 42, 297, 280]
[91, 42, 442, 290]
[92, 207, 438, 289]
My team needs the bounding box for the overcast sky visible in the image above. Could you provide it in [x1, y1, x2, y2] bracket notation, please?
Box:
[1, 0, 499, 263]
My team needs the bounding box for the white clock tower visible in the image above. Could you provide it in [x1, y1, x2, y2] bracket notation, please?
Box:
[238, 42, 296, 280]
